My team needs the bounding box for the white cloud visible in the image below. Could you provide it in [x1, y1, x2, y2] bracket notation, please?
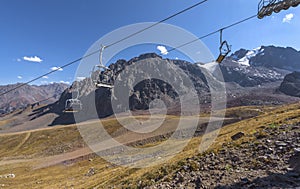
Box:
[17, 58, 22, 62]
[42, 76, 49, 79]
[60, 80, 70, 85]
[283, 13, 294, 23]
[40, 81, 48, 85]
[23, 56, 43, 63]
[17, 76, 22, 79]
[50, 67, 63, 71]
[76, 77, 86, 81]
[157, 45, 168, 55]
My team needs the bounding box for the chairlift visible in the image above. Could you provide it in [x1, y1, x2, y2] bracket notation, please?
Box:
[258, 0, 277, 19]
[92, 45, 114, 89]
[292, 0, 300, 7]
[258, 0, 300, 19]
[216, 29, 231, 64]
[64, 82, 82, 113]
[64, 99, 82, 113]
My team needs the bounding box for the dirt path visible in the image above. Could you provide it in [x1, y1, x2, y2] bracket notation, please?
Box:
[33, 147, 93, 169]
[0, 159, 32, 166]
[0, 116, 232, 170]
[13, 132, 31, 152]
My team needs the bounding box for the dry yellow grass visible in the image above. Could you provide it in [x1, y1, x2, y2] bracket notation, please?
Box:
[0, 103, 299, 188]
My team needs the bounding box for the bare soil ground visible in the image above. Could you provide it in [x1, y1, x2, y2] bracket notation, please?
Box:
[0, 103, 299, 188]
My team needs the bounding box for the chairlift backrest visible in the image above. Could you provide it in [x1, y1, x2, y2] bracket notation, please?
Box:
[258, 0, 300, 19]
[91, 44, 114, 89]
[64, 98, 82, 112]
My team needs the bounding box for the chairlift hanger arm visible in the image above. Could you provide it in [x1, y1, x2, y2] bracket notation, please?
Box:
[91, 44, 114, 89]
[220, 29, 223, 44]
[216, 29, 231, 64]
[99, 45, 106, 67]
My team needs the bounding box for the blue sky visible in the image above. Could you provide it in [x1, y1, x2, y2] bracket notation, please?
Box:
[0, 0, 299, 85]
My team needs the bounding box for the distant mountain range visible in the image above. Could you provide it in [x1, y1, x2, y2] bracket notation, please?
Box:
[0, 83, 68, 115]
[2, 45, 300, 125]
[189, 45, 300, 87]
[230, 45, 300, 71]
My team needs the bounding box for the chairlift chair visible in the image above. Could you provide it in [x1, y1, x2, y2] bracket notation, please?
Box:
[274, 1, 283, 12]
[258, 0, 277, 19]
[64, 82, 82, 113]
[64, 99, 82, 113]
[216, 30, 231, 64]
[258, 0, 300, 19]
[292, 0, 300, 7]
[92, 45, 114, 89]
[283, 0, 300, 8]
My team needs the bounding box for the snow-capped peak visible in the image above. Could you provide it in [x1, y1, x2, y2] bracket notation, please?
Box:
[237, 46, 265, 66]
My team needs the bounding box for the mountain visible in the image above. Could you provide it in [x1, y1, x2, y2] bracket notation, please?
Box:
[207, 45, 300, 87]
[47, 53, 212, 125]
[217, 60, 286, 87]
[279, 71, 300, 97]
[47, 46, 300, 125]
[0, 83, 68, 115]
[230, 45, 300, 71]
[1, 47, 300, 188]
[2, 45, 299, 127]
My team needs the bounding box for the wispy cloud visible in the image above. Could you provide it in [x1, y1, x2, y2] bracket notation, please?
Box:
[17, 76, 22, 79]
[50, 67, 63, 71]
[283, 13, 294, 23]
[23, 56, 43, 63]
[60, 80, 70, 85]
[17, 58, 22, 62]
[42, 76, 49, 79]
[157, 45, 168, 55]
[76, 77, 86, 81]
[40, 81, 49, 85]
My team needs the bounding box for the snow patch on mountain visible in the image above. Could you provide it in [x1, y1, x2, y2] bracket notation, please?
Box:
[197, 61, 218, 73]
[237, 46, 265, 66]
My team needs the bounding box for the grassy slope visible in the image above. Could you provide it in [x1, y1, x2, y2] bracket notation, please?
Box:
[0, 103, 299, 188]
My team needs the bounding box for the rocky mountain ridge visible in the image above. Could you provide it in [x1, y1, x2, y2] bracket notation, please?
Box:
[3, 45, 300, 125]
[279, 71, 300, 97]
[0, 83, 68, 115]
[230, 45, 300, 71]
[47, 45, 300, 125]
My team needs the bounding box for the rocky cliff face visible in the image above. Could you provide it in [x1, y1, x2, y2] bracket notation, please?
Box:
[279, 71, 300, 97]
[219, 60, 286, 87]
[49, 53, 211, 124]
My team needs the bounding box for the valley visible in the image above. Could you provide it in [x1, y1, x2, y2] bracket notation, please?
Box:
[0, 103, 299, 188]
[0, 46, 300, 188]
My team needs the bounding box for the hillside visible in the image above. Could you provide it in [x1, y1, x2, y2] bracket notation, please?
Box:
[0, 83, 68, 115]
[0, 46, 299, 188]
[0, 103, 299, 188]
